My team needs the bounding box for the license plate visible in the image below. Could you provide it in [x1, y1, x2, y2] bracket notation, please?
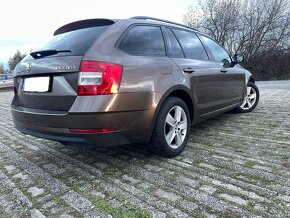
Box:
[23, 77, 50, 92]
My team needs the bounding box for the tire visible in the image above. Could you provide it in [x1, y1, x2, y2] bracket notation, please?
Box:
[236, 82, 259, 113]
[149, 97, 191, 157]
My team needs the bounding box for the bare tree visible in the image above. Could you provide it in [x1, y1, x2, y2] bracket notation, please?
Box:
[184, 0, 290, 59]
[246, 48, 290, 80]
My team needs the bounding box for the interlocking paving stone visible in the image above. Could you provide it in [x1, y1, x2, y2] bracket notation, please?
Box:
[59, 213, 75, 218]
[62, 190, 110, 218]
[0, 170, 33, 208]
[4, 165, 16, 174]
[219, 194, 248, 206]
[199, 185, 217, 195]
[27, 187, 45, 197]
[199, 163, 217, 170]
[155, 189, 182, 201]
[177, 175, 199, 187]
[201, 175, 265, 201]
[145, 164, 163, 172]
[90, 190, 105, 199]
[252, 165, 272, 172]
[122, 174, 140, 184]
[0, 84, 290, 217]
[108, 199, 122, 208]
[30, 208, 46, 218]
[0, 142, 68, 193]
[12, 172, 28, 180]
[278, 195, 290, 202]
[43, 163, 66, 175]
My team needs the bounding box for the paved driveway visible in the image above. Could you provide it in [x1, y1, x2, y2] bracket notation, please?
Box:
[0, 81, 289, 217]
[256, 80, 290, 90]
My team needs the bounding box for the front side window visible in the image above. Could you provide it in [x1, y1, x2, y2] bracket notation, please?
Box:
[118, 26, 165, 56]
[199, 35, 232, 63]
[173, 29, 208, 60]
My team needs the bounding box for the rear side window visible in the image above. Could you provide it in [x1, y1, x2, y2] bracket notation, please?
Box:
[33, 25, 110, 57]
[118, 26, 165, 56]
[165, 28, 184, 58]
[173, 29, 208, 60]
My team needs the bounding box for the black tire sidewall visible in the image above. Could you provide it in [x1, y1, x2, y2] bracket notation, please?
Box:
[238, 82, 259, 113]
[152, 97, 190, 157]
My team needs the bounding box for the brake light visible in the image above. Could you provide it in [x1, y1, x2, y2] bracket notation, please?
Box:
[13, 86, 17, 95]
[78, 61, 123, 95]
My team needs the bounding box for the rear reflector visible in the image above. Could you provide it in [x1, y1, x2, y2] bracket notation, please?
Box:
[78, 61, 123, 95]
[69, 128, 116, 134]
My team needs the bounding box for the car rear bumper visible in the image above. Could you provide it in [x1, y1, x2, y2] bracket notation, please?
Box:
[14, 123, 123, 147]
[11, 92, 161, 147]
[11, 106, 154, 147]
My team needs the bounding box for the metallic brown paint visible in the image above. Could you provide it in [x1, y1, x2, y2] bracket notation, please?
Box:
[11, 18, 253, 147]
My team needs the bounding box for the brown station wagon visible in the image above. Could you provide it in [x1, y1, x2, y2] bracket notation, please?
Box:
[11, 16, 259, 157]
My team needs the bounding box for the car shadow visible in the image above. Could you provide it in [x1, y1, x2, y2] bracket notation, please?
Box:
[53, 111, 235, 166]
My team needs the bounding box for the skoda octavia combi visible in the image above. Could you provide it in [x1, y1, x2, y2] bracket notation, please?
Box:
[11, 17, 259, 157]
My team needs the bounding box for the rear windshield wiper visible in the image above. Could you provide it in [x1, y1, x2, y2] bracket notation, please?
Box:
[30, 49, 71, 59]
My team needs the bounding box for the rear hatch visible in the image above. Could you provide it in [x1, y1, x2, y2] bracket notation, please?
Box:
[12, 19, 114, 112]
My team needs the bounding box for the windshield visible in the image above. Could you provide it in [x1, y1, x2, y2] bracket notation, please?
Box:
[32, 25, 111, 58]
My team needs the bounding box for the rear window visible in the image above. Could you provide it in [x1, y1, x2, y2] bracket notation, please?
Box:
[32, 25, 110, 57]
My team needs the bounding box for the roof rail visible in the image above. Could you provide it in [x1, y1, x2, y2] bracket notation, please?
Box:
[130, 16, 197, 31]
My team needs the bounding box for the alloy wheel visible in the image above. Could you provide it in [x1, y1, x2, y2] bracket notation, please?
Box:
[240, 86, 257, 110]
[164, 106, 188, 149]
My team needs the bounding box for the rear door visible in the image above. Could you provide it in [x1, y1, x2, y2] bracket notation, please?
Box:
[165, 28, 227, 115]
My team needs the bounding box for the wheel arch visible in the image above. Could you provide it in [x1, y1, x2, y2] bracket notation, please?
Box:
[149, 86, 196, 140]
[248, 76, 255, 84]
[166, 90, 194, 123]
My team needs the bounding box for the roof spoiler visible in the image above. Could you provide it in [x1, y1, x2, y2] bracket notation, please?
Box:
[54, 19, 115, 36]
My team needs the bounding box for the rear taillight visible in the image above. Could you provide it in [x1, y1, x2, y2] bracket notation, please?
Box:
[13, 86, 17, 95]
[78, 61, 123, 95]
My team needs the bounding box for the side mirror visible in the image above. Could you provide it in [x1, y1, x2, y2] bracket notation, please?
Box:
[233, 54, 245, 64]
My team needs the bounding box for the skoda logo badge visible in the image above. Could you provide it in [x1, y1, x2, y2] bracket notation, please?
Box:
[26, 62, 32, 72]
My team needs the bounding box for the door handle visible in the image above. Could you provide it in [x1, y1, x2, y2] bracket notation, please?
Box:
[183, 68, 195, 73]
[220, 68, 227, 73]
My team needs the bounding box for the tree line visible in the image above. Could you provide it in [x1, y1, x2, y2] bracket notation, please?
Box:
[184, 0, 290, 80]
[1, 2, 290, 81]
[0, 50, 26, 74]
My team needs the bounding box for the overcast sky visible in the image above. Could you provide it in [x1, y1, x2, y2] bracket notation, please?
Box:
[0, 0, 194, 68]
